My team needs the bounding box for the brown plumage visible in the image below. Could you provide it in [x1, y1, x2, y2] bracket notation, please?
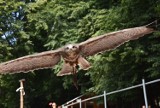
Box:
[0, 22, 157, 76]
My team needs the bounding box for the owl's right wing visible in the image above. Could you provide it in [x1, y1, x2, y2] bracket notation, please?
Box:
[79, 23, 156, 57]
[0, 49, 62, 74]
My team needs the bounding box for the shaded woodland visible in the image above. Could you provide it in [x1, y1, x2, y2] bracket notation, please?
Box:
[0, 0, 160, 108]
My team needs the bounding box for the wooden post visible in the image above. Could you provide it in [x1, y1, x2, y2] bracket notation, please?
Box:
[17, 79, 25, 108]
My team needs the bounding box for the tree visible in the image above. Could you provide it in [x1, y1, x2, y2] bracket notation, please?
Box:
[0, 0, 160, 107]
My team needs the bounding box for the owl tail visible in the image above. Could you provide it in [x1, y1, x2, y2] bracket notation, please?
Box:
[57, 62, 77, 76]
[78, 56, 91, 70]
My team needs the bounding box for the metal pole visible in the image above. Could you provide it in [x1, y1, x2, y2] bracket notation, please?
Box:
[63, 78, 160, 108]
[104, 91, 107, 108]
[142, 79, 148, 108]
[79, 99, 82, 108]
[62, 105, 65, 108]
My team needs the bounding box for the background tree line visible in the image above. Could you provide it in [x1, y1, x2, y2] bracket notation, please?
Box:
[0, 0, 160, 107]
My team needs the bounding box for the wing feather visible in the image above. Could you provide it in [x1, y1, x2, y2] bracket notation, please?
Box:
[0, 49, 62, 74]
[79, 26, 154, 56]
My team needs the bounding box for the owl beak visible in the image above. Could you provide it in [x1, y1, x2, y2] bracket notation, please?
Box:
[69, 48, 74, 51]
[66, 50, 73, 54]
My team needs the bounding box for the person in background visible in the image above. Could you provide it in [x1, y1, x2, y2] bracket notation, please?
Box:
[49, 102, 56, 108]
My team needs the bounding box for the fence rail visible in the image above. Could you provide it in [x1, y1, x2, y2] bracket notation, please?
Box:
[62, 78, 160, 108]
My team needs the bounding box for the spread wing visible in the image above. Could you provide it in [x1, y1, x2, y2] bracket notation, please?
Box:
[79, 25, 155, 56]
[0, 49, 62, 74]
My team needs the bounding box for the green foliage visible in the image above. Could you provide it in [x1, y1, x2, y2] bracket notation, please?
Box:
[0, 0, 160, 107]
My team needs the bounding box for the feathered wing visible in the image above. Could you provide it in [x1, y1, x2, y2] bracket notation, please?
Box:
[0, 49, 62, 74]
[79, 25, 155, 56]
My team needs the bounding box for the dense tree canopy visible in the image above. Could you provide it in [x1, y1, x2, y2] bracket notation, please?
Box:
[0, 0, 160, 108]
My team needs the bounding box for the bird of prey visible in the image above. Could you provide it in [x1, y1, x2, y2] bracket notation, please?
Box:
[0, 21, 158, 76]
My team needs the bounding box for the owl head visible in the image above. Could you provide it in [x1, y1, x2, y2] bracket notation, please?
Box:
[64, 44, 79, 53]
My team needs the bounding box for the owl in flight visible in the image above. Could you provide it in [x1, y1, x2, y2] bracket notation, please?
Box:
[0, 21, 158, 76]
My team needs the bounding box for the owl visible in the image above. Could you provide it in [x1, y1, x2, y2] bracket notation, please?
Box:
[0, 21, 157, 76]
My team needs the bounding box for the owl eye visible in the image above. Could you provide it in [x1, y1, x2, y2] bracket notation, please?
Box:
[72, 46, 77, 48]
[65, 47, 69, 50]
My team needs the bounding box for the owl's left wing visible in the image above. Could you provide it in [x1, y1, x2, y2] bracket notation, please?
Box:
[0, 49, 62, 74]
[79, 25, 155, 57]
